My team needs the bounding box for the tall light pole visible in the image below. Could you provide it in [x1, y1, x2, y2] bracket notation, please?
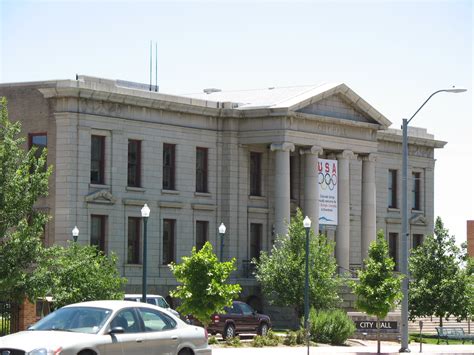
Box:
[399, 87, 466, 352]
[72, 226, 79, 242]
[303, 216, 311, 355]
[141, 203, 150, 304]
[218, 222, 226, 261]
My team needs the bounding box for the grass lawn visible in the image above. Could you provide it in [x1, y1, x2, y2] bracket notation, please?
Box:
[409, 333, 473, 345]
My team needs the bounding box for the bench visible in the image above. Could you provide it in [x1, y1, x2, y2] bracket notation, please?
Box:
[435, 327, 474, 344]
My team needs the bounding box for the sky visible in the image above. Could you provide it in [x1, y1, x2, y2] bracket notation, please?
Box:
[1, 0, 472, 244]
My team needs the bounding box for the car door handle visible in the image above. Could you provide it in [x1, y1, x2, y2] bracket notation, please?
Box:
[136, 338, 144, 343]
[171, 336, 178, 341]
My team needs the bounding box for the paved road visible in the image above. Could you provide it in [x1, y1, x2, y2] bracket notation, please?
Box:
[211, 343, 474, 354]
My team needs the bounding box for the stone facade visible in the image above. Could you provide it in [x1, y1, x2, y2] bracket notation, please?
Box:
[468, 221, 474, 257]
[0, 76, 445, 309]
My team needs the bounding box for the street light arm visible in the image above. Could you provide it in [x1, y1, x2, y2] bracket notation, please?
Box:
[407, 89, 446, 124]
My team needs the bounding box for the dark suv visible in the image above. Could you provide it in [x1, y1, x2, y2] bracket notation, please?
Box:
[207, 301, 271, 339]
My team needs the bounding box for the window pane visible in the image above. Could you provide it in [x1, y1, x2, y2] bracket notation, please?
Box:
[29, 133, 47, 171]
[388, 169, 397, 208]
[91, 136, 105, 184]
[250, 223, 262, 260]
[137, 308, 176, 332]
[389, 233, 398, 271]
[196, 148, 208, 193]
[163, 144, 176, 190]
[91, 215, 106, 252]
[196, 221, 208, 250]
[412, 172, 421, 210]
[250, 152, 262, 196]
[128, 140, 141, 187]
[127, 217, 141, 264]
[163, 219, 175, 264]
[413, 234, 423, 249]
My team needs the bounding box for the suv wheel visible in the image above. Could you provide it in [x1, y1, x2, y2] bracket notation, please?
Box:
[223, 323, 235, 340]
[258, 322, 269, 336]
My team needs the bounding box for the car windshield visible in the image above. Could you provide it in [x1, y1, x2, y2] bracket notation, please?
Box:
[29, 306, 112, 334]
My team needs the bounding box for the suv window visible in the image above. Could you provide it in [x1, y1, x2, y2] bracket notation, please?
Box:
[138, 308, 176, 332]
[227, 303, 243, 315]
[239, 303, 254, 316]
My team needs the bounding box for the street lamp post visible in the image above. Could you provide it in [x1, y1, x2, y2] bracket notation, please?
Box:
[141, 203, 150, 304]
[399, 88, 466, 352]
[303, 216, 312, 355]
[72, 226, 79, 242]
[218, 223, 226, 261]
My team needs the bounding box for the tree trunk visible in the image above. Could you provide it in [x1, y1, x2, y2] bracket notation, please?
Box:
[377, 317, 381, 355]
[440, 315, 443, 327]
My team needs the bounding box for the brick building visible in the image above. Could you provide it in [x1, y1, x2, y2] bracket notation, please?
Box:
[0, 75, 445, 307]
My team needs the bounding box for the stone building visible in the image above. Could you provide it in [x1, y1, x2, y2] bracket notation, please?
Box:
[0, 75, 445, 308]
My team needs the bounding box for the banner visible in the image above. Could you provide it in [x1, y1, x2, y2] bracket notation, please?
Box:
[318, 159, 338, 225]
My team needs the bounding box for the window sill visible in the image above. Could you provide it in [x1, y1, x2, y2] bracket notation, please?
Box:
[126, 186, 146, 192]
[162, 189, 180, 195]
[90, 183, 110, 189]
[249, 195, 265, 201]
[387, 207, 400, 212]
[195, 192, 211, 197]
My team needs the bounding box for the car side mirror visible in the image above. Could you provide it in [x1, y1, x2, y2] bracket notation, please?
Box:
[109, 326, 125, 334]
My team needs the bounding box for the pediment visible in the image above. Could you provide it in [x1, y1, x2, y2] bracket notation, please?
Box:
[86, 189, 117, 205]
[296, 93, 379, 124]
[410, 214, 427, 226]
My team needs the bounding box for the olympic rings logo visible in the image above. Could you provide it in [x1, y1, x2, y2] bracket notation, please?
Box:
[319, 172, 337, 191]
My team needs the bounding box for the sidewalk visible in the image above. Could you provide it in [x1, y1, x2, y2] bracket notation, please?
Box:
[211, 341, 474, 354]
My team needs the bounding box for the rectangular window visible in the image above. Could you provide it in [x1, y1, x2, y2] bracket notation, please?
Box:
[412, 172, 421, 210]
[29, 133, 47, 171]
[250, 152, 262, 196]
[91, 215, 107, 252]
[91, 135, 105, 184]
[127, 217, 141, 264]
[413, 234, 423, 249]
[163, 219, 176, 264]
[128, 140, 141, 187]
[290, 155, 296, 199]
[250, 223, 263, 261]
[389, 233, 398, 271]
[163, 144, 176, 190]
[195, 220, 208, 250]
[196, 147, 208, 193]
[388, 169, 398, 208]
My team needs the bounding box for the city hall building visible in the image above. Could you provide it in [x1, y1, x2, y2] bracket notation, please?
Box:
[0, 75, 444, 309]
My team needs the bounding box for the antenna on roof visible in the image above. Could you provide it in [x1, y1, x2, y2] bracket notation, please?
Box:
[155, 42, 158, 92]
[149, 41, 152, 91]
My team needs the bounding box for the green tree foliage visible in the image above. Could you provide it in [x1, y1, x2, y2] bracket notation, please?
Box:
[0, 97, 52, 302]
[169, 242, 241, 328]
[351, 230, 402, 354]
[254, 209, 340, 318]
[31, 243, 126, 309]
[409, 217, 470, 325]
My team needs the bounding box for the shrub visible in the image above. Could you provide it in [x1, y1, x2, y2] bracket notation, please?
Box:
[251, 330, 280, 347]
[208, 335, 218, 345]
[283, 329, 306, 346]
[308, 308, 355, 345]
[225, 336, 242, 347]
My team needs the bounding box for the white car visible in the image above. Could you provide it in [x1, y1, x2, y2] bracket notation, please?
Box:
[0, 300, 211, 355]
[124, 294, 180, 317]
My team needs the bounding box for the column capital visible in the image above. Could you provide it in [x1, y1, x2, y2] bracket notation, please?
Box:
[337, 150, 355, 160]
[299, 145, 323, 156]
[361, 153, 377, 162]
[270, 142, 295, 152]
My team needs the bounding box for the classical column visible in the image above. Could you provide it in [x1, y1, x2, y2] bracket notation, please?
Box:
[336, 150, 354, 272]
[361, 153, 377, 261]
[300, 146, 323, 233]
[271, 142, 295, 237]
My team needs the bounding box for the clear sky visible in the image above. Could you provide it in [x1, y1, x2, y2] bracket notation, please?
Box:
[1, 0, 472, 244]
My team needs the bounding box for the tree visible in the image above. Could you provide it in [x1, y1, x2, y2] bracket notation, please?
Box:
[254, 209, 340, 318]
[169, 242, 241, 328]
[0, 97, 52, 302]
[31, 243, 127, 309]
[409, 217, 470, 326]
[351, 231, 402, 355]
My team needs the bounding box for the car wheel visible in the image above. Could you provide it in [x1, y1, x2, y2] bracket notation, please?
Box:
[78, 351, 96, 355]
[178, 348, 192, 355]
[258, 322, 269, 336]
[223, 323, 236, 340]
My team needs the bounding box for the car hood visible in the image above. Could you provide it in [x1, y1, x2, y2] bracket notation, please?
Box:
[0, 330, 99, 351]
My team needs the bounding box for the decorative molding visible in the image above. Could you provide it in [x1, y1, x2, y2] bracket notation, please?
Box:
[410, 213, 427, 226]
[86, 189, 117, 205]
[270, 142, 295, 153]
[191, 203, 216, 211]
[126, 186, 146, 193]
[248, 207, 270, 214]
[159, 201, 184, 209]
[123, 199, 147, 206]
